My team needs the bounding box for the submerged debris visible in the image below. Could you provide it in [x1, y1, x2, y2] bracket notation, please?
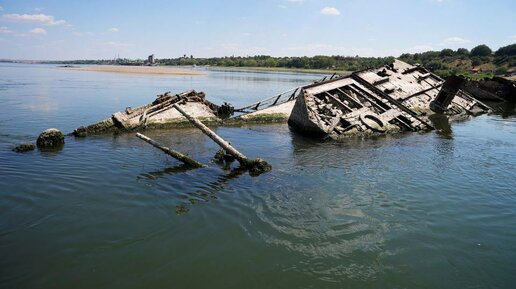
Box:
[173, 103, 272, 175]
[71, 59, 510, 142]
[288, 59, 490, 139]
[213, 148, 235, 163]
[72, 59, 503, 142]
[175, 204, 189, 215]
[13, 143, 36, 153]
[463, 76, 516, 102]
[244, 158, 272, 176]
[71, 75, 330, 137]
[37, 128, 65, 148]
[136, 132, 206, 168]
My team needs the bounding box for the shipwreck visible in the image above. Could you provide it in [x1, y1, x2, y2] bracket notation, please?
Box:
[37, 59, 511, 175]
[72, 79, 322, 137]
[288, 60, 490, 139]
[73, 90, 227, 137]
[73, 59, 496, 140]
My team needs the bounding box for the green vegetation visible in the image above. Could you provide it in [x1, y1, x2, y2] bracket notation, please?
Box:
[24, 43, 515, 79]
[399, 43, 516, 79]
[495, 44, 516, 57]
[157, 55, 395, 72]
[470, 44, 493, 57]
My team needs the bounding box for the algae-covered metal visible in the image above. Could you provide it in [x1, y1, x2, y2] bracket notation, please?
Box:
[288, 59, 490, 139]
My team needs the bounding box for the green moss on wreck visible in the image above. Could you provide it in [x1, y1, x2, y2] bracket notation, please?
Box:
[74, 111, 293, 137]
[73, 118, 117, 137]
[37, 128, 65, 148]
[225, 113, 289, 125]
[13, 143, 36, 153]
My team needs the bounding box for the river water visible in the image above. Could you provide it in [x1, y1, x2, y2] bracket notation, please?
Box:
[1, 63, 515, 289]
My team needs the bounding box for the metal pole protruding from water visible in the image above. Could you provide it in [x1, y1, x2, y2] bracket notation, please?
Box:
[172, 103, 271, 175]
[136, 132, 206, 168]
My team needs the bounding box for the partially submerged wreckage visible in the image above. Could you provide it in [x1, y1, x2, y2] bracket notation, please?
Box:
[73, 90, 225, 137]
[64, 59, 509, 173]
[288, 60, 490, 139]
[74, 59, 494, 140]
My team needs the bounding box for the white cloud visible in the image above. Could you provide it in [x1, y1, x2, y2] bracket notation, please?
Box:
[0, 26, 13, 34]
[278, 4, 287, 9]
[108, 27, 119, 32]
[34, 8, 44, 12]
[287, 0, 304, 2]
[2, 14, 66, 25]
[444, 36, 470, 44]
[0, 5, 3, 11]
[320, 7, 340, 16]
[30, 27, 47, 35]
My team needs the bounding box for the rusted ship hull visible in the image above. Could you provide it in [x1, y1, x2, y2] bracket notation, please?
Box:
[288, 59, 490, 139]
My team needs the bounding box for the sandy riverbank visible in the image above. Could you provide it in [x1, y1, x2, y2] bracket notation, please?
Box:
[62, 65, 206, 76]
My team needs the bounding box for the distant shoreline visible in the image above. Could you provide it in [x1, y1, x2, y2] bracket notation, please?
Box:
[208, 66, 350, 75]
[61, 65, 206, 76]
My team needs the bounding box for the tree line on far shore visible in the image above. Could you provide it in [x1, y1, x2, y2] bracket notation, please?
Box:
[399, 44, 516, 78]
[36, 43, 516, 78]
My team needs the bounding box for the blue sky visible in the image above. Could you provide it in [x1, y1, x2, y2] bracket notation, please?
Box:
[0, 0, 515, 60]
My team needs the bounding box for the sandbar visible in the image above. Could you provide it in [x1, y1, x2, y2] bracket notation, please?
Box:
[62, 65, 205, 76]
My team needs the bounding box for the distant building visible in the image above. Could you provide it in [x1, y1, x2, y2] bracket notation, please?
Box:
[148, 54, 155, 65]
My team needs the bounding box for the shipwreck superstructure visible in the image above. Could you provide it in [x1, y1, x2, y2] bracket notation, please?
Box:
[288, 59, 490, 139]
[73, 90, 224, 137]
